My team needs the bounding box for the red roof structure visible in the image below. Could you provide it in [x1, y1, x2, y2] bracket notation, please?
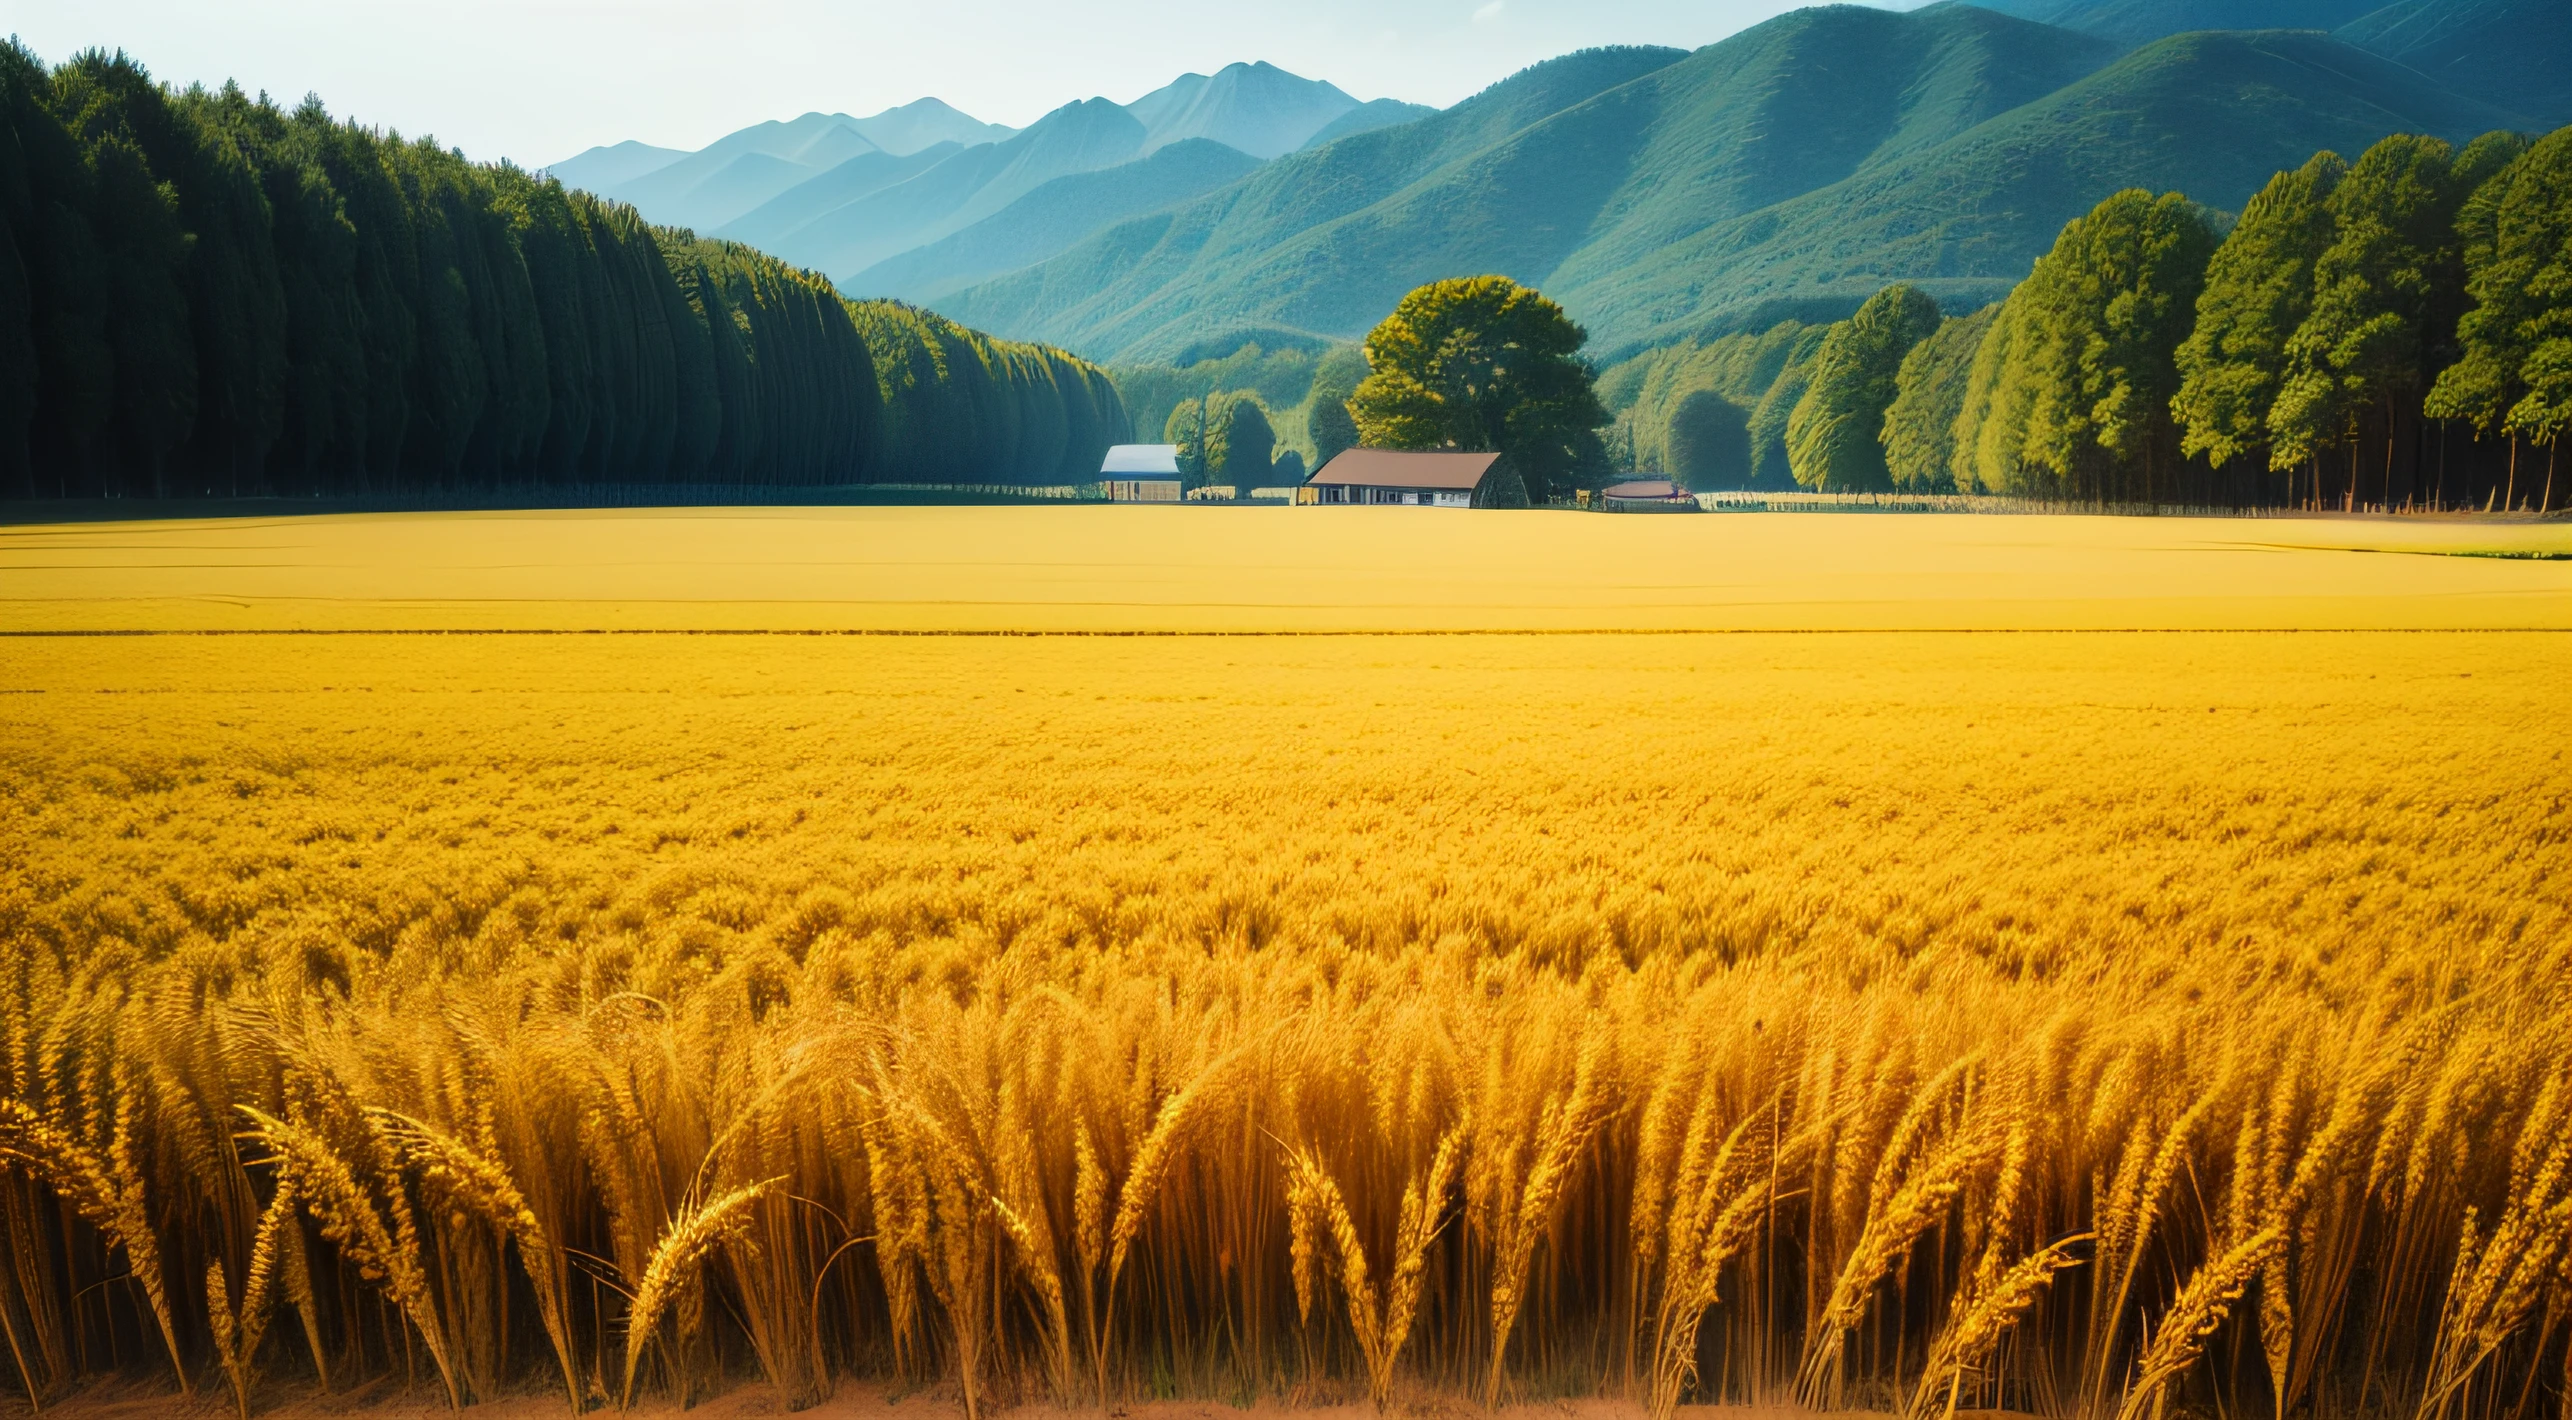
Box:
[1302, 450, 1529, 508]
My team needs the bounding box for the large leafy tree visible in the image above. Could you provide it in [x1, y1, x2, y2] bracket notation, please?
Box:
[1879, 303, 1997, 493]
[2171, 152, 2347, 475]
[2267, 134, 2484, 504]
[1785, 283, 1941, 491]
[1665, 389, 1750, 490]
[1348, 275, 1605, 501]
[1952, 190, 2214, 502]
[1163, 396, 1208, 480]
[1206, 393, 1275, 485]
[2427, 129, 2571, 509]
[1308, 391, 1358, 469]
[1747, 326, 1831, 489]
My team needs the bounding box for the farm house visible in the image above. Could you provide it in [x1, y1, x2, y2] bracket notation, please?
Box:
[1100, 445, 1185, 501]
[1298, 450, 1529, 508]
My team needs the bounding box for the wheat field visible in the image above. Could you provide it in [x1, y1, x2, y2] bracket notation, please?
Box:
[1, 509, 2569, 1420]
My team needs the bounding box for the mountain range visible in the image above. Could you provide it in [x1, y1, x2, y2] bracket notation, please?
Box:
[936, 0, 2562, 361]
[548, 64, 1432, 302]
[549, 99, 1015, 233]
[552, 0, 2570, 366]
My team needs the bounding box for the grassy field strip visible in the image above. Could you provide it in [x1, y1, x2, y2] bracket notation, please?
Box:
[2, 507, 2569, 632]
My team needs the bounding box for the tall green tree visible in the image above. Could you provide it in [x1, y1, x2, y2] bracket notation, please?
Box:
[0, 43, 42, 495]
[1306, 349, 1361, 473]
[1747, 327, 1830, 489]
[1952, 190, 2214, 502]
[2268, 135, 2474, 506]
[1665, 389, 1750, 489]
[1785, 283, 1941, 491]
[1209, 394, 1274, 485]
[2427, 129, 2570, 509]
[0, 43, 1124, 501]
[1163, 395, 1208, 480]
[1348, 275, 1605, 501]
[2171, 152, 2347, 477]
[1879, 303, 1997, 492]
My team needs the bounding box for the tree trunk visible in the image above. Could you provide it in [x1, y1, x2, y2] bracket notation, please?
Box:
[2383, 400, 2396, 513]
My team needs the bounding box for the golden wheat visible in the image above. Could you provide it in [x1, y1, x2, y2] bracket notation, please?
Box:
[618, 1179, 776, 1409]
[0, 623, 2564, 1419]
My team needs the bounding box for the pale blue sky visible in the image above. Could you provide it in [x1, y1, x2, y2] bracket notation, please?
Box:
[10, 0, 1919, 168]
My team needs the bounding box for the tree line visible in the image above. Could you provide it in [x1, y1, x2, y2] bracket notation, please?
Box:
[1778, 127, 2570, 510]
[0, 45, 1127, 501]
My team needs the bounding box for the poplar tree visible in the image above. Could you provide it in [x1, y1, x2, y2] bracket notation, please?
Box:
[2268, 135, 2472, 507]
[1665, 389, 1750, 489]
[1747, 326, 1829, 488]
[1785, 283, 1940, 491]
[1952, 190, 2214, 503]
[1879, 304, 1997, 492]
[1212, 395, 1274, 485]
[1308, 382, 1359, 469]
[0, 43, 42, 495]
[0, 44, 1125, 501]
[2171, 152, 2347, 479]
[2427, 129, 2569, 510]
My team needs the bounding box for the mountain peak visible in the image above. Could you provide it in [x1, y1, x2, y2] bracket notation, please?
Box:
[851, 97, 1018, 155]
[1125, 60, 1364, 160]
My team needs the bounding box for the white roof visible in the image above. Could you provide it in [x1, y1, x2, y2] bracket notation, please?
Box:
[1101, 444, 1182, 476]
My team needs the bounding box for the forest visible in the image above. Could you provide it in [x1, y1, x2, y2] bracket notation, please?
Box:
[1605, 125, 2572, 512]
[0, 46, 1129, 500]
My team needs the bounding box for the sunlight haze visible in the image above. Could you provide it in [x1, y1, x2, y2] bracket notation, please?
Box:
[8, 0, 1920, 166]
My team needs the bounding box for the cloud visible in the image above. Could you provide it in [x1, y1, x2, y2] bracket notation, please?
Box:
[1472, 0, 1504, 21]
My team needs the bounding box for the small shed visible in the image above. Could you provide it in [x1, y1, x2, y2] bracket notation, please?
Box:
[1100, 445, 1184, 502]
[1300, 450, 1529, 509]
[1600, 478, 1700, 513]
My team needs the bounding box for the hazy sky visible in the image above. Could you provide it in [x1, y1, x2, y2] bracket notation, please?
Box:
[10, 0, 1916, 168]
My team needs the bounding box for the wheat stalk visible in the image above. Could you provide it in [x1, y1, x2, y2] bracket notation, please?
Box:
[237, 1106, 462, 1410]
[2112, 1226, 2286, 1420]
[1908, 1234, 2089, 1420]
[206, 1177, 297, 1420]
[1483, 1040, 1604, 1406]
[0, 1094, 189, 1394]
[381, 1110, 583, 1413]
[618, 1177, 777, 1410]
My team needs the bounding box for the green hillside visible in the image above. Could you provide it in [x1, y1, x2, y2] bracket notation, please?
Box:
[941, 6, 2111, 360]
[1969, 0, 2379, 43]
[941, 12, 2529, 363]
[850, 139, 1264, 302]
[2339, 0, 2572, 127]
[1984, 0, 2572, 125]
[1300, 98, 1440, 150]
[1559, 29, 2533, 353]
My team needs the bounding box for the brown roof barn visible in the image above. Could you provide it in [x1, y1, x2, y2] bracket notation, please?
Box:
[1300, 449, 1529, 509]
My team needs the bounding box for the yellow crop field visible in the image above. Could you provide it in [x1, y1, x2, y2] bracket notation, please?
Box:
[3, 505, 2570, 632]
[0, 508, 2568, 1420]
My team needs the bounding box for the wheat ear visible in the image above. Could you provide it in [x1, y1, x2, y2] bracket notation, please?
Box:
[2112, 1226, 2286, 1420]
[619, 1178, 777, 1410]
[1909, 1233, 2089, 1420]
[206, 1177, 296, 1420]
